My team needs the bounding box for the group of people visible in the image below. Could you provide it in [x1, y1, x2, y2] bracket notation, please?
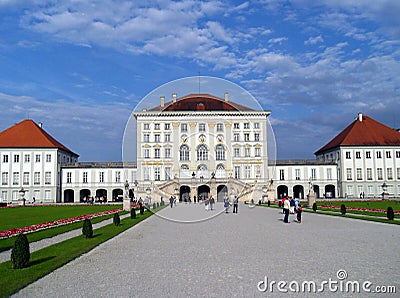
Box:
[281, 197, 302, 223]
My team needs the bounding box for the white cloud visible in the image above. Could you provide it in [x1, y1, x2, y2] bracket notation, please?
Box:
[304, 35, 323, 45]
[268, 37, 287, 44]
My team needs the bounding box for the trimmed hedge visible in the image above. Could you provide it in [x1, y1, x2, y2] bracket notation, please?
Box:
[113, 213, 121, 226]
[11, 233, 30, 269]
[82, 219, 93, 238]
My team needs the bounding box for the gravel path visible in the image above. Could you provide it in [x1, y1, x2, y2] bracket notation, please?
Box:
[13, 203, 400, 297]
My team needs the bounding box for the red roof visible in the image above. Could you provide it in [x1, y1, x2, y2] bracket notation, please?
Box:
[0, 120, 78, 156]
[150, 94, 255, 111]
[315, 114, 400, 155]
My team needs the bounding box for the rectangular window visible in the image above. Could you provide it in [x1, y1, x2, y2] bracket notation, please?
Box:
[311, 168, 317, 180]
[115, 171, 120, 183]
[346, 168, 352, 180]
[355, 151, 361, 159]
[1, 191, 7, 201]
[143, 168, 150, 181]
[356, 168, 362, 180]
[255, 148, 261, 157]
[234, 133, 240, 142]
[377, 168, 383, 180]
[347, 185, 354, 196]
[3, 155, 8, 163]
[46, 154, 51, 162]
[244, 165, 251, 179]
[397, 168, 400, 179]
[2, 172, 8, 185]
[164, 123, 170, 130]
[368, 185, 374, 195]
[99, 171, 104, 183]
[164, 134, 171, 142]
[234, 166, 241, 179]
[234, 148, 240, 157]
[244, 123, 250, 129]
[233, 123, 239, 129]
[254, 122, 260, 129]
[154, 168, 160, 181]
[244, 133, 250, 141]
[165, 167, 171, 180]
[199, 123, 206, 132]
[165, 148, 171, 158]
[245, 148, 251, 157]
[143, 123, 150, 130]
[327, 168, 332, 180]
[154, 134, 161, 142]
[83, 172, 88, 183]
[366, 151, 371, 159]
[144, 134, 150, 142]
[14, 154, 20, 163]
[23, 172, 29, 185]
[216, 123, 223, 132]
[295, 169, 300, 180]
[154, 148, 160, 159]
[35, 154, 41, 162]
[181, 123, 187, 132]
[154, 123, 160, 130]
[386, 151, 391, 158]
[67, 172, 72, 183]
[24, 154, 30, 163]
[387, 168, 393, 180]
[45, 190, 51, 200]
[346, 152, 351, 159]
[45, 171, 51, 184]
[377, 151, 382, 158]
[367, 168, 372, 180]
[13, 172, 19, 185]
[280, 169, 285, 181]
[396, 151, 400, 158]
[34, 172, 40, 185]
[254, 133, 260, 141]
[144, 149, 150, 159]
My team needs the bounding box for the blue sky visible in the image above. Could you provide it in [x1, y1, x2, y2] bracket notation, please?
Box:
[0, 0, 399, 162]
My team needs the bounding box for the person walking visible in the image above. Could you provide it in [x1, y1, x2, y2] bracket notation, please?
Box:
[209, 196, 215, 210]
[297, 204, 302, 223]
[289, 197, 295, 214]
[233, 195, 239, 213]
[224, 198, 231, 213]
[283, 197, 290, 223]
[169, 196, 174, 208]
[205, 197, 209, 211]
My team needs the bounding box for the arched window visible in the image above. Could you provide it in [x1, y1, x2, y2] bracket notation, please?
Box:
[215, 144, 225, 160]
[180, 145, 189, 161]
[197, 144, 208, 161]
[180, 164, 190, 179]
[216, 164, 226, 178]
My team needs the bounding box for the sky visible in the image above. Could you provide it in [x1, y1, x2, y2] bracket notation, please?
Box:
[0, 0, 399, 162]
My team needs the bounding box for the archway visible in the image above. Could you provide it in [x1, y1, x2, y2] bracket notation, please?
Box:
[113, 188, 123, 202]
[180, 185, 191, 202]
[277, 185, 288, 200]
[96, 189, 107, 202]
[80, 189, 91, 203]
[313, 185, 320, 198]
[293, 185, 304, 199]
[325, 185, 336, 198]
[64, 189, 74, 203]
[197, 185, 210, 201]
[217, 185, 228, 202]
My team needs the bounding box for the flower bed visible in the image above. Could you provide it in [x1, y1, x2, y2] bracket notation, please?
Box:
[0, 208, 123, 239]
[319, 205, 400, 215]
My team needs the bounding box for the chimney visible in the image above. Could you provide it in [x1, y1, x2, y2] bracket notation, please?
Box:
[224, 92, 229, 102]
[172, 93, 177, 103]
[358, 112, 363, 122]
[160, 96, 165, 108]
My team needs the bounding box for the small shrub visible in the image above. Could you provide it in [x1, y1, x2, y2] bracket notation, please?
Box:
[82, 218, 93, 238]
[140, 205, 144, 215]
[387, 206, 395, 220]
[258, 200, 262, 205]
[130, 207, 136, 219]
[340, 204, 346, 215]
[267, 200, 271, 207]
[156, 202, 160, 208]
[11, 233, 30, 269]
[312, 202, 317, 212]
[153, 202, 156, 209]
[113, 212, 120, 226]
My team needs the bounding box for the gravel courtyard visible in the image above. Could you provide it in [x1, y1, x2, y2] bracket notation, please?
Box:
[14, 203, 400, 297]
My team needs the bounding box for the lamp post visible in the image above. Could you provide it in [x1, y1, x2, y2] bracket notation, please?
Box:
[19, 187, 26, 206]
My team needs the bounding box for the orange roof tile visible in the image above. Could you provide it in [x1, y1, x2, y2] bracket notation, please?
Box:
[0, 120, 78, 156]
[315, 114, 400, 155]
[150, 93, 255, 111]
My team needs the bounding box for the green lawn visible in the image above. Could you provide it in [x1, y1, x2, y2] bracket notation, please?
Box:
[0, 208, 157, 298]
[0, 205, 122, 231]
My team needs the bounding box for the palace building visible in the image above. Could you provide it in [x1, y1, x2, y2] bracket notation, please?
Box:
[0, 96, 399, 204]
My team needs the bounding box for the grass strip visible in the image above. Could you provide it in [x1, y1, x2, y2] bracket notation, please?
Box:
[0, 208, 158, 297]
[0, 211, 128, 253]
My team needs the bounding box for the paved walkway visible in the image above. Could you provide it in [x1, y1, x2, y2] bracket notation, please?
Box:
[13, 203, 400, 297]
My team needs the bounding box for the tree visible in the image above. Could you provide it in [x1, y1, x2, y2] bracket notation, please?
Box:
[340, 204, 346, 215]
[387, 206, 395, 220]
[131, 207, 136, 219]
[11, 233, 30, 269]
[113, 212, 121, 226]
[82, 218, 93, 238]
